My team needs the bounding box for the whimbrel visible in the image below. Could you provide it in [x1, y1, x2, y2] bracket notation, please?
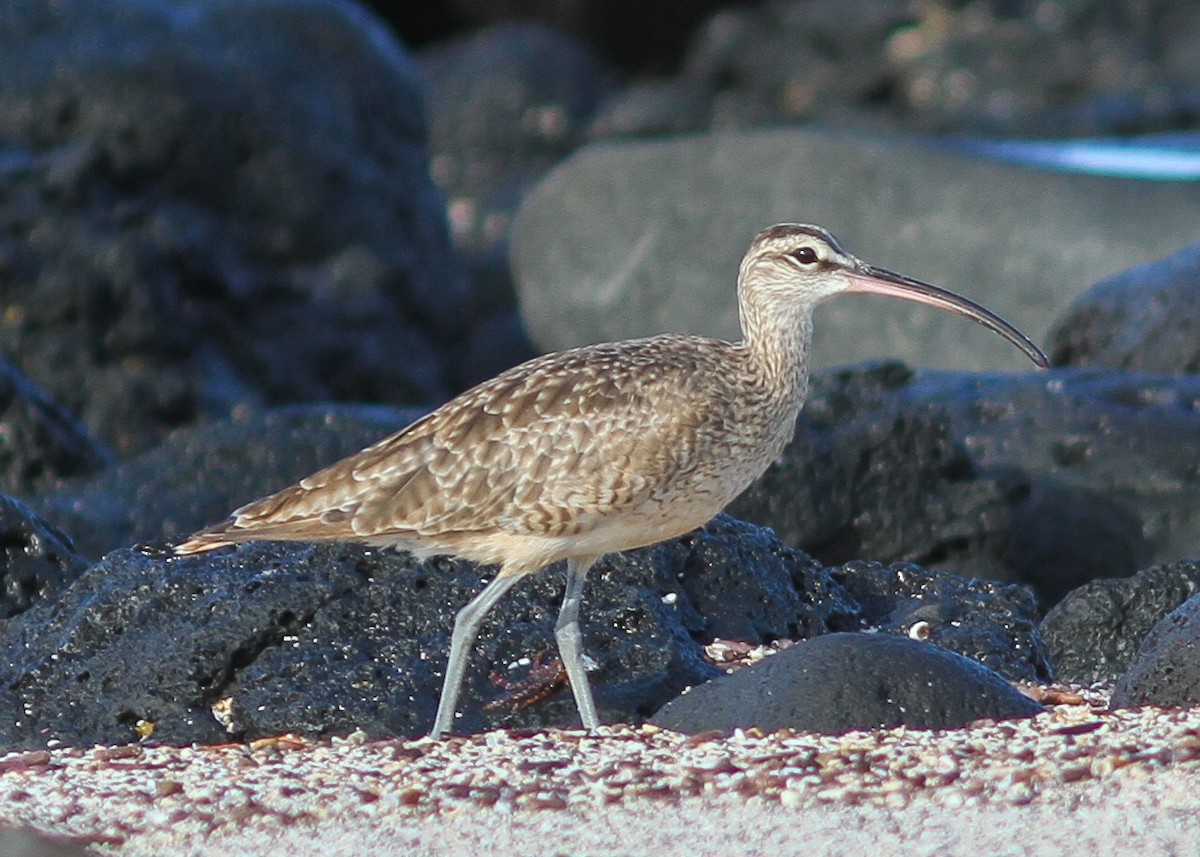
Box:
[175, 224, 1049, 738]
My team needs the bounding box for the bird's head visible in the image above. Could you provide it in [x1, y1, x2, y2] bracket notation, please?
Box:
[738, 223, 1049, 367]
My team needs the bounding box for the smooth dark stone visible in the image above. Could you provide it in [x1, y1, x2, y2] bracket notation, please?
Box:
[1042, 559, 1200, 685]
[651, 632, 1044, 735]
[1112, 592, 1200, 709]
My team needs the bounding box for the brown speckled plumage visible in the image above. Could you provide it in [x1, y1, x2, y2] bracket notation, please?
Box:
[176, 224, 1047, 738]
[180, 337, 797, 566]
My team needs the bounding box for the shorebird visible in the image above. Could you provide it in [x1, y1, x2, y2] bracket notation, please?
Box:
[175, 223, 1048, 738]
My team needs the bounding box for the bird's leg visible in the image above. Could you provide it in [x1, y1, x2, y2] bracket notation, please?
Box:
[554, 555, 600, 729]
[432, 569, 525, 739]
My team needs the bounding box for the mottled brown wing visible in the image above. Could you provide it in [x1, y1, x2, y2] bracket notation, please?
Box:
[180, 337, 725, 549]
[344, 340, 718, 539]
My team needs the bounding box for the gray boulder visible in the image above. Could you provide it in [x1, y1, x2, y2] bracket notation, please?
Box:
[1050, 239, 1200, 373]
[513, 128, 1200, 373]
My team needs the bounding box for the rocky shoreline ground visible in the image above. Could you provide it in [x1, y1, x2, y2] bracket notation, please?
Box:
[3, 684, 1200, 855]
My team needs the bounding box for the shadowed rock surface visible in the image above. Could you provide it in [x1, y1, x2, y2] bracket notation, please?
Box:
[0, 495, 88, 620]
[651, 632, 1045, 735]
[419, 0, 734, 72]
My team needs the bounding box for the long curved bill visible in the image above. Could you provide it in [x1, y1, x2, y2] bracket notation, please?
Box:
[847, 262, 1049, 368]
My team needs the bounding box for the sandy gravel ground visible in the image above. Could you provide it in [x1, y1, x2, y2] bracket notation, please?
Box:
[1, 687, 1198, 856]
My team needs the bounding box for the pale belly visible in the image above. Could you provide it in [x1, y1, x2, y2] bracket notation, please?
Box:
[386, 474, 739, 578]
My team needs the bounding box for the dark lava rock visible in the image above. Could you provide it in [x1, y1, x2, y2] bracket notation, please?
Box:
[856, 368, 1200, 583]
[0, 495, 89, 620]
[651, 632, 1044, 736]
[588, 0, 1200, 138]
[0, 515, 851, 750]
[436, 0, 732, 72]
[1049, 239, 1200, 374]
[730, 400, 1027, 587]
[1002, 476, 1149, 606]
[0, 356, 111, 496]
[418, 23, 616, 320]
[31, 405, 429, 561]
[1041, 559, 1200, 685]
[831, 560, 1051, 683]
[1111, 592, 1200, 709]
[0, 0, 466, 454]
[732, 364, 1185, 606]
[659, 516, 857, 645]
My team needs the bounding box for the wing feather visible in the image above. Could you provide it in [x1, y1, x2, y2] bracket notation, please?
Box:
[178, 336, 739, 551]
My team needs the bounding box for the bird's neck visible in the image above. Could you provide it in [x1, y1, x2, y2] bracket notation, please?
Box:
[737, 294, 814, 415]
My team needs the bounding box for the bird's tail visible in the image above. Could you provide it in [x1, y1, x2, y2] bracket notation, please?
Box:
[173, 525, 237, 555]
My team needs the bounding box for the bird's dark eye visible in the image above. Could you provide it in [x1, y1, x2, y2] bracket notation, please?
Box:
[791, 246, 818, 265]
